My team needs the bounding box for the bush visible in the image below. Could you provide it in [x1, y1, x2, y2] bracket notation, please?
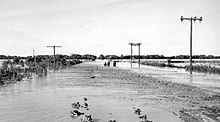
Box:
[185, 65, 220, 74]
[141, 61, 176, 67]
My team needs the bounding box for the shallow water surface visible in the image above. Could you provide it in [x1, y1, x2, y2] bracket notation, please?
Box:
[0, 62, 182, 122]
[114, 61, 220, 93]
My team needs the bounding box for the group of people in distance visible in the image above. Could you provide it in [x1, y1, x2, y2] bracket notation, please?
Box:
[104, 61, 117, 67]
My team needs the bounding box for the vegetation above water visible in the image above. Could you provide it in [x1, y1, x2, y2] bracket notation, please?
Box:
[98, 54, 220, 59]
[140, 61, 220, 75]
[0, 59, 28, 85]
[25, 55, 82, 71]
[140, 61, 179, 68]
[1, 53, 220, 77]
[1, 54, 220, 61]
[185, 65, 220, 74]
[0, 54, 97, 60]
[0, 54, 88, 85]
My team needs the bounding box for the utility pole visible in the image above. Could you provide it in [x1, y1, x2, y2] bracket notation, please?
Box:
[33, 49, 35, 57]
[130, 43, 133, 67]
[33, 49, 36, 66]
[46, 45, 62, 71]
[181, 16, 202, 74]
[129, 43, 142, 68]
[138, 44, 141, 67]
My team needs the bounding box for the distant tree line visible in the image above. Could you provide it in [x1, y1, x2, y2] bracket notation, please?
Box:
[0, 55, 27, 59]
[0, 54, 97, 61]
[70, 54, 97, 61]
[170, 55, 220, 59]
[98, 54, 220, 59]
[1, 54, 220, 60]
[25, 54, 95, 69]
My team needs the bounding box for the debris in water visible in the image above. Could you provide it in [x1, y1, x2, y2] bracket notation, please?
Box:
[81, 114, 93, 122]
[139, 114, 153, 122]
[72, 102, 80, 109]
[70, 98, 91, 119]
[108, 120, 117, 122]
[83, 98, 88, 101]
[81, 102, 89, 110]
[70, 110, 84, 118]
[134, 108, 141, 115]
[108, 113, 117, 122]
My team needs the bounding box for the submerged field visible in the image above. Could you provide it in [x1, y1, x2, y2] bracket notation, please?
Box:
[118, 59, 220, 67]
[0, 61, 219, 122]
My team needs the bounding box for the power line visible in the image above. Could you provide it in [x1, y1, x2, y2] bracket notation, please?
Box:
[181, 16, 202, 74]
[46, 45, 62, 71]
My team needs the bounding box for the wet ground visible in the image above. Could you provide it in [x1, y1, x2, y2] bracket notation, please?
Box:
[0, 61, 219, 122]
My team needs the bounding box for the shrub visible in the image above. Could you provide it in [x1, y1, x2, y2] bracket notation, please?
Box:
[185, 65, 220, 74]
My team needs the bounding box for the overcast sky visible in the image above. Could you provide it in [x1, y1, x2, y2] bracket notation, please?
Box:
[0, 0, 220, 56]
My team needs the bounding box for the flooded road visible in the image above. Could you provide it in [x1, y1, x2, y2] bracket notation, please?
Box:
[0, 62, 183, 122]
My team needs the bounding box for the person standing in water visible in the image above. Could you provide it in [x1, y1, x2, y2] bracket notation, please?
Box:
[107, 61, 110, 67]
[113, 61, 116, 67]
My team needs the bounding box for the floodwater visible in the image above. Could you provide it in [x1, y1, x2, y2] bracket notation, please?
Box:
[114, 61, 220, 93]
[0, 62, 183, 122]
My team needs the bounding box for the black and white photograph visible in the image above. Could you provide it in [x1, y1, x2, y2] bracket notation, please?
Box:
[0, 0, 220, 122]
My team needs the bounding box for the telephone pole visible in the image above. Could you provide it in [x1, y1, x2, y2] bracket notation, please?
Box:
[181, 16, 202, 74]
[33, 49, 35, 57]
[33, 49, 36, 65]
[46, 45, 62, 71]
[129, 43, 141, 68]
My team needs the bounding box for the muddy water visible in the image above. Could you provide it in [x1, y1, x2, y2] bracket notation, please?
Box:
[113, 61, 220, 93]
[0, 62, 182, 122]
